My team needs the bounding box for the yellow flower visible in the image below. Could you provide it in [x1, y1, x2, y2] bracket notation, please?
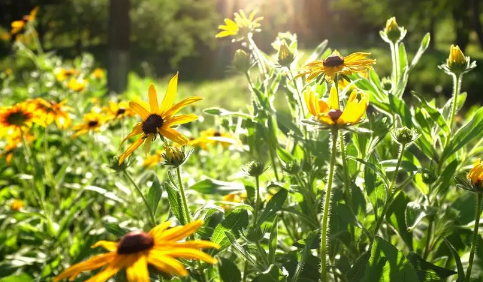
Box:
[119, 73, 202, 164]
[105, 101, 135, 121]
[448, 45, 466, 67]
[216, 10, 263, 39]
[0, 102, 44, 138]
[299, 50, 375, 82]
[468, 159, 483, 189]
[384, 17, 399, 33]
[1, 134, 35, 164]
[72, 110, 105, 138]
[221, 192, 247, 210]
[67, 77, 87, 92]
[31, 98, 72, 129]
[56, 68, 78, 82]
[10, 199, 23, 211]
[189, 129, 238, 150]
[93, 68, 104, 79]
[10, 7, 38, 35]
[54, 220, 219, 282]
[304, 86, 368, 127]
[142, 151, 163, 168]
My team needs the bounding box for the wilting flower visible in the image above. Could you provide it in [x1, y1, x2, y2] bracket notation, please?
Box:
[54, 220, 219, 282]
[72, 111, 105, 138]
[299, 50, 375, 82]
[10, 199, 23, 211]
[0, 102, 44, 137]
[216, 10, 263, 40]
[55, 68, 78, 82]
[189, 129, 238, 150]
[31, 98, 71, 129]
[10, 7, 38, 35]
[67, 77, 87, 92]
[304, 86, 368, 128]
[92, 68, 104, 79]
[105, 101, 135, 121]
[119, 73, 202, 164]
[143, 151, 163, 168]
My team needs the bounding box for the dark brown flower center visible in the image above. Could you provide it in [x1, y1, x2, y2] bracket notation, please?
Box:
[214, 131, 222, 137]
[6, 110, 31, 126]
[142, 114, 164, 134]
[323, 55, 344, 67]
[117, 231, 154, 254]
[116, 108, 126, 116]
[328, 109, 343, 122]
[88, 120, 99, 127]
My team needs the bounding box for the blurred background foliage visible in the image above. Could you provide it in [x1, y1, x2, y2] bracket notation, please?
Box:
[0, 0, 482, 106]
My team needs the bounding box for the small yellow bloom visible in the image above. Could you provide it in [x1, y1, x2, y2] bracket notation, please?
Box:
[93, 68, 104, 79]
[304, 86, 368, 127]
[72, 110, 105, 138]
[216, 10, 263, 39]
[67, 77, 87, 92]
[384, 17, 399, 33]
[299, 50, 376, 82]
[0, 31, 11, 41]
[448, 45, 467, 67]
[55, 68, 78, 82]
[105, 101, 135, 121]
[468, 159, 483, 189]
[30, 98, 72, 129]
[0, 102, 44, 138]
[221, 192, 247, 210]
[10, 199, 23, 211]
[10, 7, 38, 35]
[119, 73, 202, 164]
[54, 220, 219, 282]
[189, 129, 238, 150]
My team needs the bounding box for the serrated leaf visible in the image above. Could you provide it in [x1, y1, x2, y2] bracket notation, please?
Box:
[212, 208, 249, 250]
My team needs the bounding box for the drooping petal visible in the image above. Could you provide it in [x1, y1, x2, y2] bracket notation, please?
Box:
[328, 86, 339, 110]
[160, 73, 179, 115]
[163, 97, 203, 119]
[148, 254, 188, 276]
[120, 122, 143, 146]
[130, 102, 150, 121]
[84, 257, 125, 282]
[91, 241, 118, 252]
[159, 127, 189, 145]
[164, 114, 198, 127]
[126, 254, 150, 282]
[119, 135, 145, 164]
[143, 134, 154, 155]
[53, 253, 115, 282]
[158, 220, 203, 242]
[148, 84, 159, 114]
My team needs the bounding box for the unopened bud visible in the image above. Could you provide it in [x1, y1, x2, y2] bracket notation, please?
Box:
[243, 161, 266, 177]
[277, 41, 294, 67]
[162, 145, 192, 168]
[233, 49, 252, 73]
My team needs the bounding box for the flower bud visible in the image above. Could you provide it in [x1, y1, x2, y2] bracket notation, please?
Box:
[392, 126, 418, 145]
[381, 17, 406, 44]
[469, 159, 483, 190]
[243, 161, 266, 177]
[232, 49, 252, 73]
[282, 160, 302, 175]
[381, 77, 392, 91]
[162, 145, 192, 168]
[110, 156, 128, 172]
[277, 41, 294, 67]
[448, 45, 466, 67]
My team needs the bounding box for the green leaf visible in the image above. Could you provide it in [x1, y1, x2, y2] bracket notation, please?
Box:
[212, 208, 249, 250]
[292, 231, 318, 282]
[277, 146, 295, 164]
[347, 252, 371, 282]
[405, 202, 427, 231]
[387, 192, 413, 251]
[219, 258, 242, 282]
[442, 107, 483, 163]
[253, 264, 286, 282]
[146, 174, 162, 215]
[257, 189, 288, 226]
[443, 238, 465, 282]
[190, 179, 244, 195]
[225, 231, 261, 269]
[380, 160, 419, 173]
[305, 39, 328, 63]
[389, 94, 412, 127]
[407, 252, 456, 281]
[0, 273, 33, 282]
[360, 237, 419, 282]
[203, 107, 251, 119]
[412, 91, 449, 134]
[268, 217, 278, 264]
[410, 33, 430, 68]
[398, 43, 408, 79]
[103, 222, 127, 238]
[165, 181, 186, 225]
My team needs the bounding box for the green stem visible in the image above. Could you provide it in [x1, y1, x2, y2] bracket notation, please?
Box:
[247, 33, 267, 79]
[466, 194, 482, 282]
[320, 127, 338, 282]
[269, 146, 280, 181]
[288, 69, 306, 119]
[390, 42, 399, 88]
[176, 167, 193, 224]
[372, 143, 406, 239]
[339, 131, 352, 208]
[448, 73, 462, 135]
[423, 215, 434, 259]
[123, 171, 156, 227]
[254, 175, 261, 225]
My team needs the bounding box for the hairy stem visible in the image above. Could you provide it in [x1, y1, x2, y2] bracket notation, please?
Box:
[466, 194, 482, 282]
[176, 167, 193, 224]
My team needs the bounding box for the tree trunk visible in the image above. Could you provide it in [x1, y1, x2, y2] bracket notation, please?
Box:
[108, 0, 130, 94]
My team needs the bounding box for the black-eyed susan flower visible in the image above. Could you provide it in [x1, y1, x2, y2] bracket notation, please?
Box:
[0, 102, 44, 138]
[54, 220, 219, 282]
[304, 86, 368, 128]
[118, 73, 202, 164]
[10, 7, 38, 35]
[216, 10, 263, 40]
[31, 98, 72, 129]
[189, 129, 238, 150]
[105, 101, 135, 121]
[67, 77, 87, 92]
[55, 68, 78, 82]
[469, 159, 483, 189]
[299, 50, 375, 82]
[72, 110, 105, 138]
[10, 199, 23, 211]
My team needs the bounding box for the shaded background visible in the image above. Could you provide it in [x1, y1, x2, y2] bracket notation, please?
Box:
[0, 0, 482, 104]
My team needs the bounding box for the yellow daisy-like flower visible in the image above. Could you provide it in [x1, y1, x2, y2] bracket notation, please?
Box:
[67, 77, 87, 92]
[105, 101, 135, 121]
[72, 111, 105, 138]
[304, 86, 368, 127]
[189, 129, 238, 150]
[54, 220, 219, 282]
[56, 68, 78, 82]
[0, 102, 44, 138]
[10, 7, 38, 35]
[30, 98, 72, 129]
[118, 73, 202, 164]
[216, 10, 263, 39]
[92, 68, 104, 79]
[299, 50, 376, 82]
[468, 159, 483, 189]
[10, 199, 23, 211]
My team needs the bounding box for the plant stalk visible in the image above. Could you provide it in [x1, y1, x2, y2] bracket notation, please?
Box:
[466, 194, 482, 282]
[123, 171, 156, 227]
[176, 167, 193, 224]
[448, 73, 462, 134]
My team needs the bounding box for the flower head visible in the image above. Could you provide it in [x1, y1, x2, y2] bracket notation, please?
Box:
[31, 98, 72, 129]
[10, 7, 38, 35]
[93, 68, 104, 79]
[105, 101, 135, 121]
[189, 129, 238, 150]
[299, 50, 375, 82]
[54, 220, 219, 282]
[72, 110, 105, 138]
[216, 10, 263, 40]
[304, 86, 368, 128]
[469, 159, 483, 189]
[119, 73, 202, 164]
[67, 77, 87, 92]
[10, 199, 23, 211]
[381, 17, 406, 43]
[440, 45, 476, 75]
[0, 102, 43, 137]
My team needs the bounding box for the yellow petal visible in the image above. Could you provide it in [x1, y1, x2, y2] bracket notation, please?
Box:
[130, 102, 150, 121]
[158, 220, 203, 242]
[170, 240, 221, 250]
[120, 122, 143, 146]
[126, 255, 150, 282]
[160, 73, 179, 114]
[164, 114, 198, 127]
[164, 97, 203, 118]
[148, 254, 188, 276]
[91, 241, 118, 252]
[148, 84, 159, 114]
[329, 86, 339, 110]
[53, 253, 115, 282]
[159, 127, 188, 145]
[143, 134, 154, 155]
[149, 221, 172, 238]
[159, 248, 218, 264]
[216, 30, 236, 38]
[119, 135, 145, 164]
[84, 257, 125, 282]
